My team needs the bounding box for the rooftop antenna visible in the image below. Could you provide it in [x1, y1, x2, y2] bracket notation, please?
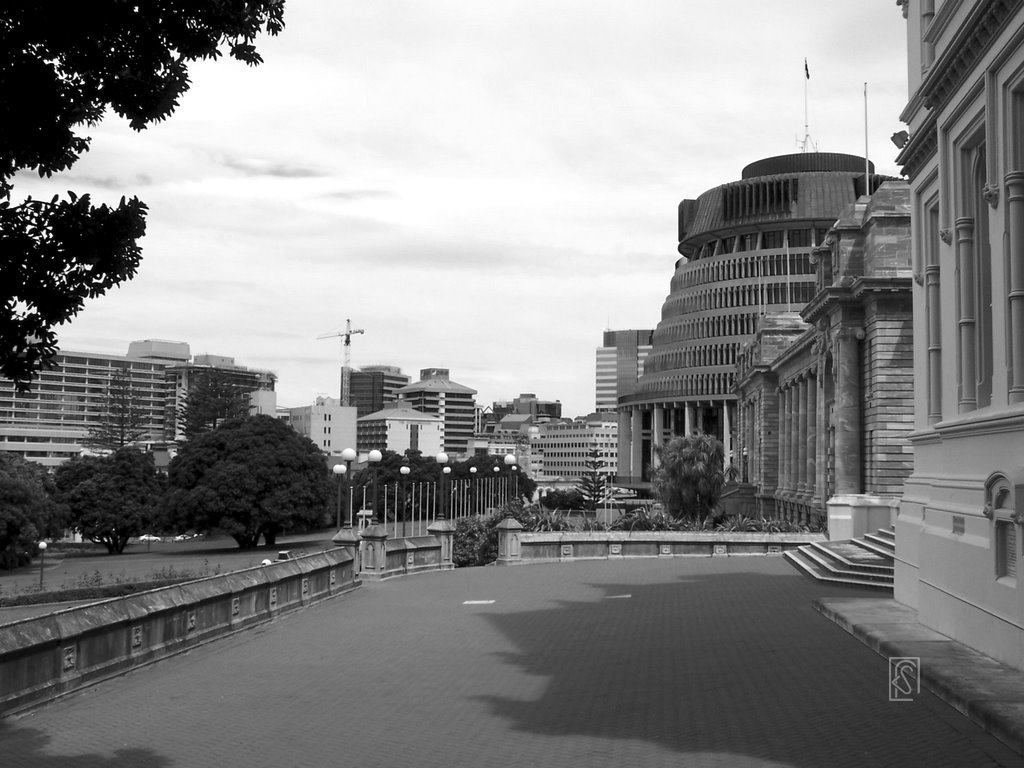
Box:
[317, 319, 364, 406]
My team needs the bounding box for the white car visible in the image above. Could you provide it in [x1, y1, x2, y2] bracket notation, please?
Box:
[138, 534, 161, 542]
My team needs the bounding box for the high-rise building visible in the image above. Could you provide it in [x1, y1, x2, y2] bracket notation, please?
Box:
[617, 153, 894, 491]
[396, 368, 477, 456]
[284, 396, 357, 455]
[894, 0, 1024, 672]
[356, 406, 443, 456]
[533, 414, 618, 494]
[0, 340, 277, 467]
[596, 330, 652, 413]
[349, 365, 410, 418]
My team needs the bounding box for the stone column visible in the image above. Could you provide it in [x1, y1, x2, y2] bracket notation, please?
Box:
[789, 384, 799, 498]
[427, 518, 455, 570]
[684, 404, 694, 434]
[495, 516, 524, 566]
[778, 387, 786, 495]
[807, 372, 818, 504]
[1007, 172, 1024, 404]
[956, 217, 977, 412]
[797, 376, 809, 497]
[617, 409, 631, 479]
[630, 408, 643, 482]
[651, 407, 665, 469]
[834, 328, 864, 495]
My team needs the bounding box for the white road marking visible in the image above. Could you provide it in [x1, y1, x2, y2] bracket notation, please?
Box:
[462, 600, 495, 605]
[604, 594, 632, 599]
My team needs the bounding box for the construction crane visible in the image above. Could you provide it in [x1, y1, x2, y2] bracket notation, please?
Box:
[317, 319, 364, 407]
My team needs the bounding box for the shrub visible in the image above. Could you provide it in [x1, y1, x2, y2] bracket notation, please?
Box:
[453, 516, 497, 567]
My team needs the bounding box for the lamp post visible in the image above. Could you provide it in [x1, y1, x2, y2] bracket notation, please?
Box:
[504, 453, 517, 502]
[368, 449, 383, 522]
[341, 447, 357, 526]
[332, 463, 348, 529]
[435, 452, 449, 519]
[38, 540, 47, 589]
[469, 466, 477, 516]
[399, 463, 411, 536]
[492, 464, 500, 508]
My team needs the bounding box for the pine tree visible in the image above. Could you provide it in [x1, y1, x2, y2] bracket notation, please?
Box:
[83, 368, 149, 451]
[177, 369, 252, 440]
[575, 446, 608, 511]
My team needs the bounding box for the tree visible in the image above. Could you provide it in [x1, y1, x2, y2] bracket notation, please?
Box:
[83, 367, 149, 451]
[54, 447, 162, 554]
[575, 446, 607, 511]
[164, 415, 329, 549]
[177, 369, 252, 439]
[651, 432, 725, 523]
[539, 489, 585, 512]
[1, 2, 286, 389]
[0, 453, 63, 569]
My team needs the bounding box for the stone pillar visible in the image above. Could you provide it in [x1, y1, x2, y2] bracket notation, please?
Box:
[359, 523, 389, 581]
[1007, 172, 1024, 404]
[797, 376, 809, 497]
[427, 518, 455, 570]
[956, 217, 977, 412]
[331, 526, 362, 578]
[495, 515, 524, 565]
[778, 386, 789, 496]
[684, 404, 694, 434]
[617, 409, 631, 478]
[630, 408, 643, 482]
[834, 328, 864, 495]
[651, 407, 665, 469]
[807, 372, 818, 504]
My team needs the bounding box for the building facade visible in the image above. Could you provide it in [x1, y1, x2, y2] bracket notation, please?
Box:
[356, 406, 443, 456]
[284, 396, 357, 456]
[534, 414, 618, 495]
[396, 368, 477, 456]
[349, 365, 411, 418]
[596, 330, 653, 413]
[617, 153, 893, 492]
[734, 181, 914, 529]
[895, 0, 1024, 670]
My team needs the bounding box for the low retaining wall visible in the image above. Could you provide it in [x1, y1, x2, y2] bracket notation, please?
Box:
[353, 520, 455, 581]
[494, 518, 824, 565]
[0, 548, 357, 717]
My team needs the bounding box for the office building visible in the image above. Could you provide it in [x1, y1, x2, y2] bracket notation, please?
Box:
[596, 330, 653, 413]
[349, 365, 411, 418]
[396, 368, 477, 456]
[284, 396, 357, 455]
[356, 406, 443, 456]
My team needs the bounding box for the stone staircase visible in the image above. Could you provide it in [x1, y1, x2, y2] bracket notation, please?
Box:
[784, 527, 894, 591]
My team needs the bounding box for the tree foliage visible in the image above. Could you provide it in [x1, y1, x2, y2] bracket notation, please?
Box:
[177, 368, 252, 439]
[164, 415, 329, 549]
[0, 1, 287, 389]
[575, 447, 607, 511]
[0, 453, 63, 569]
[651, 432, 725, 523]
[83, 367, 149, 451]
[539, 489, 585, 512]
[54, 447, 162, 554]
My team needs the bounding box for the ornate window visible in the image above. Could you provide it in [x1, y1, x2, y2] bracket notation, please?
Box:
[984, 473, 1021, 582]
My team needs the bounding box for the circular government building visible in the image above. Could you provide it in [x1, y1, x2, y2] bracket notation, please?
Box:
[617, 152, 887, 489]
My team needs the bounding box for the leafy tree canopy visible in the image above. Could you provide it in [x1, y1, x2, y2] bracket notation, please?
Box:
[651, 432, 725, 523]
[0, 1, 286, 389]
[164, 414, 328, 549]
[539, 488, 585, 512]
[54, 447, 162, 554]
[0, 453, 63, 568]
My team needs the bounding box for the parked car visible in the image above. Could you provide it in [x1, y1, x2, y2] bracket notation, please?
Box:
[138, 534, 161, 542]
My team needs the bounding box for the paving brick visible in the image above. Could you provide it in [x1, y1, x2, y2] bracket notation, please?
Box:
[2, 558, 1021, 767]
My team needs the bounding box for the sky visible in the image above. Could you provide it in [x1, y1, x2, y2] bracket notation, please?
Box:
[16, 1, 910, 418]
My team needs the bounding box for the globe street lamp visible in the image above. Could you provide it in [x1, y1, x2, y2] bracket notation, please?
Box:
[368, 449, 383, 521]
[469, 466, 478, 515]
[332, 463, 347, 529]
[399, 463, 411, 536]
[341, 447, 357, 526]
[504, 453, 517, 502]
[38, 540, 47, 589]
[492, 463, 500, 509]
[435, 452, 449, 519]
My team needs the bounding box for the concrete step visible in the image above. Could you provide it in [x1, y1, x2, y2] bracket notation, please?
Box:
[855, 536, 896, 559]
[861, 532, 895, 553]
[875, 526, 895, 541]
[784, 548, 894, 591]
[807, 540, 894, 573]
[796, 544, 894, 584]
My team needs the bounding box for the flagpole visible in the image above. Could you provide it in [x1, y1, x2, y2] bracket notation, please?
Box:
[864, 82, 870, 196]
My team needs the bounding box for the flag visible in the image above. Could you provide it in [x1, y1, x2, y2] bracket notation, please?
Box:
[805, 58, 810, 80]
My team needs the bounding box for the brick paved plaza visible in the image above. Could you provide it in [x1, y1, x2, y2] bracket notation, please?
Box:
[2, 557, 1020, 767]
